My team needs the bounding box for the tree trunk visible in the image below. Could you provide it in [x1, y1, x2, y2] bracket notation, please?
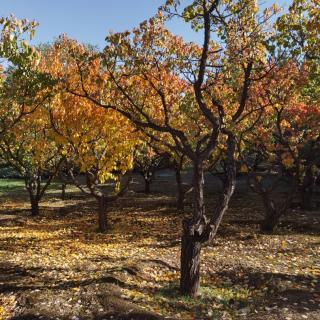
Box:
[301, 188, 312, 210]
[98, 196, 108, 233]
[260, 197, 281, 232]
[176, 167, 185, 211]
[180, 162, 205, 296]
[61, 182, 67, 200]
[30, 196, 39, 216]
[179, 134, 236, 297]
[261, 209, 280, 232]
[26, 176, 41, 216]
[180, 219, 202, 296]
[300, 167, 313, 210]
[144, 179, 151, 194]
[260, 187, 296, 231]
[177, 190, 185, 211]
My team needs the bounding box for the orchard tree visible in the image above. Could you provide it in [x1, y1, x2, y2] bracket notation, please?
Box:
[0, 106, 63, 216]
[276, 0, 319, 61]
[55, 2, 279, 296]
[140, 138, 191, 210]
[241, 62, 320, 230]
[50, 92, 137, 233]
[170, 151, 191, 211]
[153, 144, 191, 211]
[50, 94, 138, 232]
[0, 21, 60, 216]
[0, 15, 39, 68]
[0, 16, 46, 137]
[275, 0, 320, 100]
[46, 38, 139, 232]
[134, 143, 165, 194]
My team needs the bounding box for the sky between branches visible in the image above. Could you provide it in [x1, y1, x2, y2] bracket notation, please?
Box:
[0, 0, 288, 48]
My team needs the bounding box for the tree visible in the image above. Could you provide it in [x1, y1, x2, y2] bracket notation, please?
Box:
[52, 2, 279, 296]
[275, 0, 319, 61]
[50, 96, 137, 232]
[61, 3, 278, 296]
[241, 61, 320, 230]
[275, 0, 320, 100]
[0, 15, 45, 137]
[134, 143, 165, 194]
[0, 105, 63, 216]
[101, 1, 276, 296]
[0, 15, 39, 68]
[170, 151, 191, 211]
[46, 37, 139, 232]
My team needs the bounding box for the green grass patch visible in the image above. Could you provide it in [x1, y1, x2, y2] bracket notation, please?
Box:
[154, 282, 252, 315]
[0, 179, 25, 193]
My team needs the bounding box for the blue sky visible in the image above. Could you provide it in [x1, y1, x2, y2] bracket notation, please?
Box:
[0, 0, 288, 48]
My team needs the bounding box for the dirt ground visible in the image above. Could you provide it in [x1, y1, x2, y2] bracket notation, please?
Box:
[0, 172, 319, 320]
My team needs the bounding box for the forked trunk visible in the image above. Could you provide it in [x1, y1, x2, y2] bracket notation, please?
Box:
[98, 196, 108, 233]
[179, 135, 236, 297]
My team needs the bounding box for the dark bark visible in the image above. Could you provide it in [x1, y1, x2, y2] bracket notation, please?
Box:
[61, 182, 67, 200]
[177, 190, 185, 211]
[26, 175, 41, 216]
[98, 196, 108, 233]
[260, 198, 281, 232]
[30, 196, 39, 216]
[180, 219, 202, 296]
[175, 167, 185, 211]
[180, 134, 236, 297]
[248, 173, 296, 232]
[144, 178, 151, 194]
[180, 162, 204, 296]
[260, 192, 292, 232]
[301, 189, 312, 210]
[300, 166, 314, 210]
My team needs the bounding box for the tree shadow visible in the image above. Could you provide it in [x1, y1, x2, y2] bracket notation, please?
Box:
[1, 260, 168, 320]
[10, 312, 166, 320]
[215, 268, 320, 313]
[0, 261, 137, 294]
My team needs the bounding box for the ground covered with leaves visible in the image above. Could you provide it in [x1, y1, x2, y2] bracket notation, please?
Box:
[0, 174, 319, 320]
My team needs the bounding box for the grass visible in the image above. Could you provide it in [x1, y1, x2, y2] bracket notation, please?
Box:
[0, 179, 25, 192]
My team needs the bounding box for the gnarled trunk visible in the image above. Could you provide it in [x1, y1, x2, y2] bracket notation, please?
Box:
[98, 196, 108, 233]
[180, 162, 205, 296]
[180, 219, 202, 296]
[180, 135, 236, 297]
